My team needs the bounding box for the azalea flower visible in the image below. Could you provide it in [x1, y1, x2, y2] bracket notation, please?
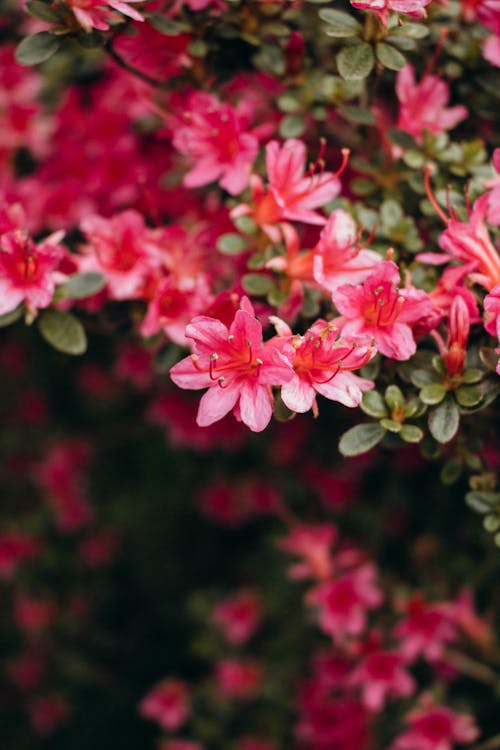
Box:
[139, 679, 190, 732]
[351, 0, 432, 26]
[396, 65, 467, 143]
[350, 647, 416, 711]
[392, 700, 479, 750]
[233, 139, 346, 241]
[170, 297, 294, 432]
[65, 0, 146, 32]
[333, 260, 433, 360]
[211, 589, 262, 645]
[0, 229, 66, 316]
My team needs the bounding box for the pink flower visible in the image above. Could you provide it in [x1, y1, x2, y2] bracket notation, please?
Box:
[420, 178, 500, 290]
[296, 690, 370, 750]
[0, 533, 40, 580]
[275, 318, 375, 414]
[277, 523, 337, 581]
[79, 210, 161, 300]
[139, 679, 190, 732]
[141, 275, 212, 345]
[14, 595, 57, 634]
[29, 693, 70, 736]
[171, 92, 259, 195]
[113, 22, 192, 81]
[309, 563, 383, 641]
[350, 648, 416, 711]
[0, 229, 65, 316]
[66, 0, 146, 31]
[395, 65, 467, 143]
[333, 260, 433, 360]
[394, 595, 458, 663]
[351, 0, 432, 26]
[484, 283, 500, 338]
[312, 209, 381, 293]
[211, 589, 262, 645]
[214, 659, 262, 699]
[233, 140, 346, 241]
[159, 742, 203, 750]
[484, 149, 500, 225]
[170, 297, 294, 432]
[392, 701, 479, 750]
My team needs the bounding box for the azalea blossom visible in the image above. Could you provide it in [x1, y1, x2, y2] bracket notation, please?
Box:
[171, 92, 259, 195]
[233, 139, 346, 241]
[350, 648, 416, 711]
[392, 701, 479, 750]
[273, 318, 375, 415]
[277, 523, 338, 581]
[394, 594, 458, 663]
[396, 65, 468, 143]
[214, 659, 262, 699]
[351, 0, 432, 26]
[0, 229, 66, 316]
[169, 297, 294, 432]
[333, 260, 433, 360]
[65, 0, 146, 31]
[139, 679, 190, 731]
[211, 589, 262, 645]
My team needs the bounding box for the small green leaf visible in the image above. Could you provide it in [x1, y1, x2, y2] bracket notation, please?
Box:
[484, 514, 500, 532]
[360, 390, 388, 418]
[455, 385, 483, 408]
[419, 383, 447, 405]
[16, 32, 61, 65]
[400, 424, 424, 443]
[380, 418, 402, 433]
[148, 13, 191, 34]
[155, 344, 183, 373]
[461, 368, 483, 384]
[428, 396, 460, 444]
[37, 310, 87, 356]
[57, 272, 106, 300]
[273, 394, 296, 422]
[376, 42, 406, 70]
[465, 491, 500, 514]
[338, 423, 386, 456]
[395, 22, 429, 38]
[319, 8, 362, 30]
[232, 216, 258, 235]
[440, 458, 463, 485]
[410, 368, 439, 388]
[279, 114, 305, 138]
[385, 384, 404, 410]
[388, 128, 418, 150]
[242, 273, 275, 295]
[336, 42, 374, 81]
[338, 106, 376, 125]
[217, 233, 248, 255]
[25, 0, 60, 22]
[0, 305, 24, 328]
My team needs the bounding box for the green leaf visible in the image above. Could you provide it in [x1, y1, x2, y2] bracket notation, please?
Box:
[388, 128, 418, 150]
[400, 424, 424, 443]
[360, 390, 388, 418]
[410, 368, 439, 388]
[242, 273, 275, 295]
[338, 105, 376, 125]
[148, 13, 191, 34]
[273, 394, 296, 422]
[0, 305, 24, 328]
[37, 310, 87, 356]
[395, 22, 429, 38]
[461, 368, 483, 384]
[217, 233, 248, 255]
[319, 8, 362, 30]
[455, 385, 483, 408]
[375, 42, 406, 70]
[428, 396, 460, 444]
[465, 491, 500, 514]
[15, 32, 61, 65]
[339, 423, 386, 456]
[380, 418, 402, 433]
[154, 344, 183, 373]
[419, 383, 447, 405]
[440, 458, 463, 485]
[279, 114, 305, 138]
[232, 216, 257, 235]
[25, 0, 60, 22]
[57, 272, 106, 300]
[336, 42, 374, 81]
[385, 384, 404, 410]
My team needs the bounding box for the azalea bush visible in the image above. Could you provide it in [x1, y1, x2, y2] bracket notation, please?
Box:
[2, 0, 500, 747]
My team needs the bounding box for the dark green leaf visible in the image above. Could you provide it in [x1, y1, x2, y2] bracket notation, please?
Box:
[217, 233, 248, 255]
[380, 418, 402, 433]
[465, 491, 500, 514]
[375, 42, 406, 70]
[37, 310, 87, 355]
[400, 424, 424, 443]
[428, 396, 460, 444]
[57, 272, 106, 300]
[279, 114, 305, 138]
[148, 13, 190, 34]
[410, 368, 439, 387]
[319, 8, 362, 29]
[455, 385, 483, 407]
[360, 390, 388, 418]
[338, 105, 376, 125]
[388, 128, 418, 150]
[339, 423, 386, 456]
[336, 42, 374, 81]
[25, 0, 60, 22]
[385, 384, 404, 410]
[0, 305, 24, 328]
[440, 458, 463, 485]
[15, 32, 61, 65]
[242, 273, 275, 295]
[419, 383, 447, 405]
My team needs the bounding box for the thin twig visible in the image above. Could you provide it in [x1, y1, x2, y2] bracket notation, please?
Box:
[445, 649, 500, 687]
[105, 41, 165, 89]
[471, 733, 500, 750]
